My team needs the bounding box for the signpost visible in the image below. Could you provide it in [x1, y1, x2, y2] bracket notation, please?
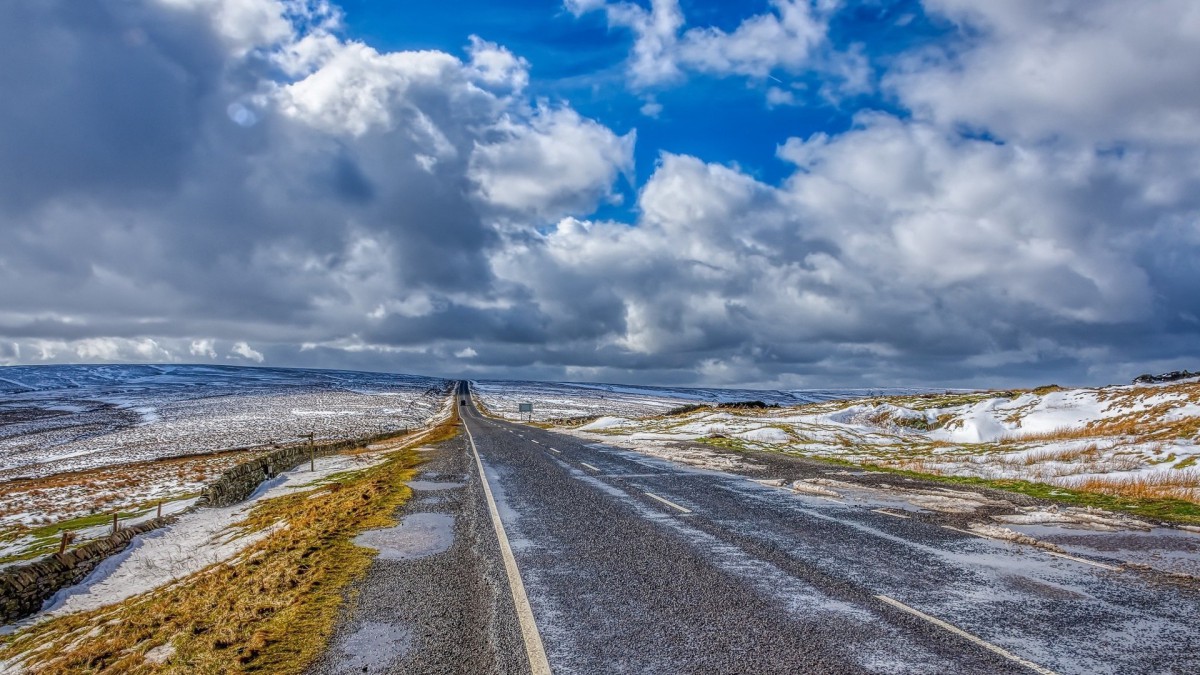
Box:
[518, 402, 533, 422]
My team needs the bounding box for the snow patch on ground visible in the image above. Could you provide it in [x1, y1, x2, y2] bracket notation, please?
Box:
[737, 427, 791, 443]
[577, 416, 633, 431]
[16, 451, 391, 623]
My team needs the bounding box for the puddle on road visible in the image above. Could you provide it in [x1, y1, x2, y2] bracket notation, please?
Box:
[354, 513, 455, 560]
[330, 621, 412, 673]
[408, 479, 465, 490]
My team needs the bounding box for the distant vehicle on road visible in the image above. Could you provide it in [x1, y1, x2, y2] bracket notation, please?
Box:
[460, 399, 466, 405]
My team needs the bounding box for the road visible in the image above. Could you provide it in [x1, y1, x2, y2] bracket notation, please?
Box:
[315, 383, 1200, 674]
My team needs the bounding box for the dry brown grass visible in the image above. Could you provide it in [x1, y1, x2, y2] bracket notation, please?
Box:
[0, 418, 460, 674]
[1064, 470, 1200, 502]
[1000, 426, 1101, 444]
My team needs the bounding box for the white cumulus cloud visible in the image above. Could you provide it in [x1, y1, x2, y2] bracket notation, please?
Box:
[229, 341, 265, 363]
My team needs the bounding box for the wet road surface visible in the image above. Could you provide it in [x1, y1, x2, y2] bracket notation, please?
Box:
[459, 384, 1199, 674]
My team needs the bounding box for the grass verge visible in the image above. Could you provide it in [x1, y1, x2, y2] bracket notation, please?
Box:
[0, 420, 460, 674]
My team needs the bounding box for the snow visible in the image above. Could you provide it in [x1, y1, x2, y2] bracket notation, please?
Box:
[0, 365, 451, 480]
[26, 451, 391, 621]
[736, 427, 791, 443]
[577, 416, 633, 431]
[548, 379, 1200, 500]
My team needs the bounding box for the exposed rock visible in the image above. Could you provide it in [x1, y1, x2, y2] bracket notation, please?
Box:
[1133, 370, 1200, 384]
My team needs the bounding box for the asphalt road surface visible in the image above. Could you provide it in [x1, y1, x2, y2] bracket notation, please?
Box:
[315, 383, 1200, 674]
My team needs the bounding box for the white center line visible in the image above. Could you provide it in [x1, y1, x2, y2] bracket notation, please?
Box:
[875, 595, 1057, 675]
[872, 508, 910, 519]
[644, 492, 692, 514]
[549, 448, 561, 454]
[579, 462, 600, 472]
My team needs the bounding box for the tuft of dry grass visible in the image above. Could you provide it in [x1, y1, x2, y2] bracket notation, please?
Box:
[0, 418, 460, 674]
[1000, 426, 1099, 444]
[1065, 470, 1200, 502]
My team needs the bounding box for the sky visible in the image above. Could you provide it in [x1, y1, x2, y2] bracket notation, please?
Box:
[1, 0, 1198, 389]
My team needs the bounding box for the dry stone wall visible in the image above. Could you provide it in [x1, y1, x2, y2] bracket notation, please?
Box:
[0, 516, 174, 624]
[197, 432, 398, 507]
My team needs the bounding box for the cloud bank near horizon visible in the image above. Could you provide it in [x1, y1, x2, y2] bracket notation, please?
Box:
[1, 0, 1198, 389]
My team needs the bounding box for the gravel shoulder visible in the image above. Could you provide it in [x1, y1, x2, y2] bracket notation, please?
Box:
[306, 431, 527, 675]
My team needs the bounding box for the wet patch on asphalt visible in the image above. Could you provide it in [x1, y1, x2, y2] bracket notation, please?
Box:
[322, 621, 413, 673]
[354, 512, 456, 560]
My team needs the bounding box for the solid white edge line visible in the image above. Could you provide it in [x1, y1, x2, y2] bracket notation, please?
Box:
[643, 492, 692, 514]
[463, 413, 552, 675]
[875, 595, 1057, 675]
[872, 508, 911, 519]
[579, 462, 600, 472]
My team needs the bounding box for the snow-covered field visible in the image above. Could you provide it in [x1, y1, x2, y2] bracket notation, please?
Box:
[532, 380, 1200, 503]
[38, 449, 393, 621]
[0, 365, 451, 561]
[470, 378, 943, 421]
[0, 364, 451, 479]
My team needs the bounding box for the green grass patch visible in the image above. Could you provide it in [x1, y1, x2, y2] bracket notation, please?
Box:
[697, 436, 750, 452]
[1176, 455, 1199, 470]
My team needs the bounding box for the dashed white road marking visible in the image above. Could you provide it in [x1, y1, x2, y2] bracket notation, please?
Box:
[462, 418, 551, 675]
[644, 492, 692, 514]
[579, 462, 600, 472]
[1044, 550, 1122, 571]
[875, 595, 1057, 675]
[532, 439, 540, 444]
[872, 508, 910, 519]
[549, 448, 561, 454]
[942, 525, 993, 540]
